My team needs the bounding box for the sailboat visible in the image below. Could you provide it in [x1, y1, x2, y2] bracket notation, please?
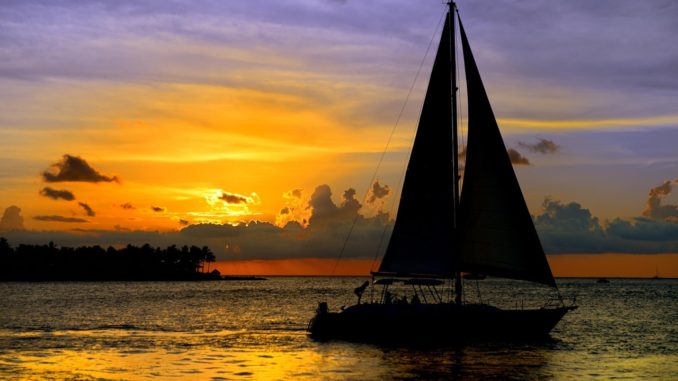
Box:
[308, 2, 576, 341]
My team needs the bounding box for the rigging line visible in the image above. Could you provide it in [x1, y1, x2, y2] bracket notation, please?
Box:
[332, 8, 448, 276]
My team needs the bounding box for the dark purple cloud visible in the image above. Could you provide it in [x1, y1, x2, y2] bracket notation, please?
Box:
[78, 202, 95, 217]
[39, 187, 76, 201]
[219, 192, 249, 205]
[42, 155, 118, 183]
[643, 179, 678, 222]
[33, 215, 88, 223]
[367, 181, 390, 204]
[0, 206, 24, 231]
[507, 148, 530, 165]
[534, 197, 678, 253]
[307, 184, 362, 227]
[519, 139, 560, 154]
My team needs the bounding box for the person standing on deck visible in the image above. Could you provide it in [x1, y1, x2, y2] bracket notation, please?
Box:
[354, 281, 369, 304]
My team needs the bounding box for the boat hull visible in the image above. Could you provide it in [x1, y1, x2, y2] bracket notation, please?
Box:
[308, 303, 576, 342]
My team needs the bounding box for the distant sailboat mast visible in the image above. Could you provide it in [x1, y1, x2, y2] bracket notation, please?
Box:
[448, 1, 463, 306]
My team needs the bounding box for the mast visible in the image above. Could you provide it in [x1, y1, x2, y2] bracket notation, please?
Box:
[449, 1, 462, 305]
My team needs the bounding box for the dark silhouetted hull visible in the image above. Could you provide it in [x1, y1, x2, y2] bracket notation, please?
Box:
[308, 303, 576, 342]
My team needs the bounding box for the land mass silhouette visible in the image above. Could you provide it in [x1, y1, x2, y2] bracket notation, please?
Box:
[0, 237, 264, 281]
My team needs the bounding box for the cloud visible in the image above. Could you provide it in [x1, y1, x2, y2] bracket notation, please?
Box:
[1, 0, 676, 136]
[534, 197, 601, 233]
[276, 188, 310, 227]
[288, 189, 303, 199]
[342, 188, 361, 213]
[507, 148, 530, 165]
[42, 154, 119, 183]
[6, 179, 678, 260]
[606, 217, 678, 243]
[120, 203, 135, 210]
[219, 192, 249, 204]
[519, 138, 560, 154]
[643, 179, 678, 222]
[534, 195, 678, 254]
[367, 180, 390, 204]
[179, 182, 392, 260]
[308, 185, 337, 218]
[461, 146, 530, 166]
[0, 206, 24, 231]
[308, 184, 362, 227]
[214, 191, 261, 208]
[535, 198, 602, 233]
[33, 215, 88, 223]
[151, 184, 391, 261]
[202, 190, 262, 220]
[151, 206, 166, 213]
[39, 187, 76, 201]
[78, 202, 96, 217]
[533, 198, 605, 253]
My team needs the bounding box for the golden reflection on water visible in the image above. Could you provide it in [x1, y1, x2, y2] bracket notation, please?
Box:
[5, 332, 678, 381]
[2, 332, 386, 381]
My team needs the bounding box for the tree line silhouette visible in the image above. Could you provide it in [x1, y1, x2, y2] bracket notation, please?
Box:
[0, 237, 220, 281]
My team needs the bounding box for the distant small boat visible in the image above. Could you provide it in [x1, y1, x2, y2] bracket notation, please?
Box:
[596, 278, 610, 284]
[308, 1, 576, 343]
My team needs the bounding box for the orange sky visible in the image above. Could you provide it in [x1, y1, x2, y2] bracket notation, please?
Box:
[2, 1, 678, 279]
[213, 254, 678, 278]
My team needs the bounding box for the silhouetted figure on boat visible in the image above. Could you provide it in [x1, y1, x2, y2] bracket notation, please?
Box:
[354, 281, 369, 304]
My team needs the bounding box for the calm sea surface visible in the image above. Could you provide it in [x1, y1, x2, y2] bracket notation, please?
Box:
[0, 277, 676, 380]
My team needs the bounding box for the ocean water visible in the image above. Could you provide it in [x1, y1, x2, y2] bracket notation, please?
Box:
[0, 277, 676, 380]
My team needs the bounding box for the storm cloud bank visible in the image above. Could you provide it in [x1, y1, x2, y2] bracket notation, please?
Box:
[4, 180, 678, 260]
[1, 184, 392, 261]
[536, 180, 678, 254]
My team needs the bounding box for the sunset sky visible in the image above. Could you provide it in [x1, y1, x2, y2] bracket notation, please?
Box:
[1, 0, 677, 277]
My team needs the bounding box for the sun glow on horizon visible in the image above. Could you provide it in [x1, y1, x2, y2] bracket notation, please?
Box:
[212, 254, 678, 278]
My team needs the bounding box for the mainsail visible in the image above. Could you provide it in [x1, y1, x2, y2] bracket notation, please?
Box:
[377, 15, 455, 278]
[378, 11, 556, 287]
